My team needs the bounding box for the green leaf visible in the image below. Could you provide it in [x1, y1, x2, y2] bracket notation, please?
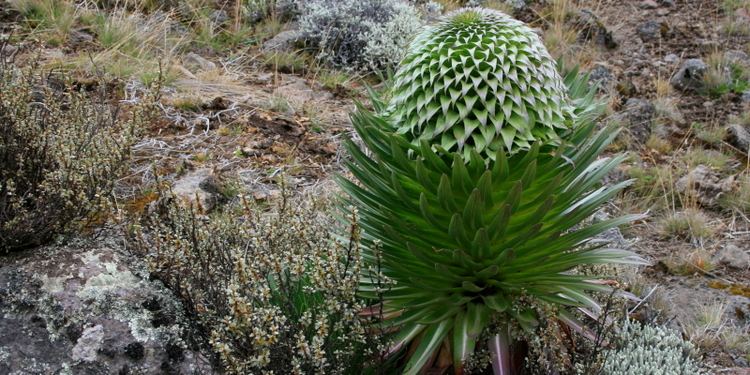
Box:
[402, 320, 451, 375]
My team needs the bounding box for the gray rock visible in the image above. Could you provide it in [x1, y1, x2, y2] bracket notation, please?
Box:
[670, 58, 707, 91]
[275, 0, 303, 20]
[742, 90, 750, 103]
[182, 52, 216, 73]
[588, 64, 614, 89]
[676, 165, 735, 208]
[637, 20, 662, 42]
[171, 168, 224, 213]
[640, 0, 659, 9]
[0, 236, 215, 374]
[209, 9, 229, 25]
[261, 29, 303, 53]
[0, 43, 17, 59]
[714, 244, 750, 270]
[573, 9, 618, 49]
[664, 53, 679, 64]
[69, 30, 94, 45]
[724, 50, 749, 67]
[611, 98, 655, 144]
[727, 123, 750, 151]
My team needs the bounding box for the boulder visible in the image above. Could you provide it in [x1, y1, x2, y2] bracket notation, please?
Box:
[261, 29, 303, 53]
[675, 165, 735, 208]
[670, 58, 707, 91]
[171, 169, 225, 213]
[588, 64, 614, 90]
[714, 244, 750, 270]
[610, 98, 655, 145]
[573, 9, 618, 49]
[182, 53, 216, 73]
[637, 20, 663, 42]
[0, 235, 215, 374]
[727, 124, 750, 152]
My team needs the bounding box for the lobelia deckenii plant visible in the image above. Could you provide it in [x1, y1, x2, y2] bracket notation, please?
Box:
[338, 8, 647, 375]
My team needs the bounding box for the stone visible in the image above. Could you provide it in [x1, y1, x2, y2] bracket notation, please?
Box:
[676, 165, 735, 208]
[69, 30, 94, 45]
[171, 168, 224, 212]
[742, 90, 750, 103]
[275, 0, 303, 20]
[588, 64, 614, 89]
[714, 244, 750, 270]
[261, 29, 303, 52]
[670, 58, 707, 91]
[573, 9, 618, 49]
[610, 98, 655, 144]
[0, 42, 16, 58]
[724, 50, 750, 67]
[210, 9, 229, 25]
[637, 20, 662, 42]
[640, 0, 659, 9]
[664, 53, 679, 64]
[182, 52, 216, 73]
[727, 124, 750, 152]
[272, 77, 332, 110]
[0, 235, 215, 374]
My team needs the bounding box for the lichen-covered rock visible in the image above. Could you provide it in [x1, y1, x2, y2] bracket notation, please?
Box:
[0, 234, 215, 375]
[387, 8, 573, 158]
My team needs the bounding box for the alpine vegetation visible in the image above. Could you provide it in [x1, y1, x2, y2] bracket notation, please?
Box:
[386, 8, 574, 159]
[0, 59, 148, 252]
[601, 319, 706, 375]
[339, 8, 646, 374]
[298, 0, 423, 72]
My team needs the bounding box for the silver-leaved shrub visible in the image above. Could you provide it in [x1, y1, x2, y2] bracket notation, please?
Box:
[601, 319, 705, 375]
[298, 0, 423, 72]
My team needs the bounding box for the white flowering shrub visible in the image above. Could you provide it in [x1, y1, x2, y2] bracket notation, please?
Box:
[298, 0, 423, 72]
[601, 320, 706, 375]
[0, 55, 149, 252]
[131, 192, 380, 374]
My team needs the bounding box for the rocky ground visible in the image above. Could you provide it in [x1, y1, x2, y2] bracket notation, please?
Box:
[1, 0, 749, 374]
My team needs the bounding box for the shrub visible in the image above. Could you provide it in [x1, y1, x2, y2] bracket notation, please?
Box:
[339, 8, 645, 374]
[0, 56, 148, 252]
[298, 0, 423, 72]
[600, 319, 705, 375]
[129, 191, 376, 374]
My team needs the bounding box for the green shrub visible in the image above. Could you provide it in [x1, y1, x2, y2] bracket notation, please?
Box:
[0, 57, 148, 252]
[129, 192, 376, 374]
[339, 8, 644, 374]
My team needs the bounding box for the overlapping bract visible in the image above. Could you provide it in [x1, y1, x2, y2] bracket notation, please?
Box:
[387, 8, 573, 159]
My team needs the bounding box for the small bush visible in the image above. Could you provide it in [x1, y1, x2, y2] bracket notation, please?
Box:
[0, 56, 149, 252]
[129, 191, 378, 374]
[600, 319, 705, 375]
[298, 0, 423, 72]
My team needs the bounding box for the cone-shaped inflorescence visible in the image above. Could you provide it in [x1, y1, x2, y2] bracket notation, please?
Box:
[387, 8, 573, 159]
